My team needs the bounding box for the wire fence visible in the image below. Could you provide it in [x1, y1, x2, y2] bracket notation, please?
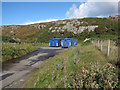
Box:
[94, 40, 118, 63]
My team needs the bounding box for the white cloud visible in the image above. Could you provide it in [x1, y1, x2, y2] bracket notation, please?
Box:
[24, 19, 60, 25]
[87, 0, 119, 2]
[66, 0, 119, 18]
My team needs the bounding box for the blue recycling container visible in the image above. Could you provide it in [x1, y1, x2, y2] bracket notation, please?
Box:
[61, 38, 72, 47]
[49, 38, 78, 47]
[75, 39, 78, 46]
[49, 38, 61, 47]
[72, 39, 78, 46]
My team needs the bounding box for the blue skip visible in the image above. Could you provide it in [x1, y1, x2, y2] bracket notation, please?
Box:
[49, 38, 78, 47]
[61, 38, 78, 48]
[49, 38, 61, 47]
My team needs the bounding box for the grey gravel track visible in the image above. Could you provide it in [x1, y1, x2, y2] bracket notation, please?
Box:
[1, 47, 65, 88]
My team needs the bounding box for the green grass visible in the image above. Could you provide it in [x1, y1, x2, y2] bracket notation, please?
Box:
[24, 43, 119, 88]
[27, 27, 74, 43]
[2, 36, 18, 43]
[31, 43, 49, 47]
[2, 43, 38, 62]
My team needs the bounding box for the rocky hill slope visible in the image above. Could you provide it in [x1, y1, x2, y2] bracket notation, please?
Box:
[1, 17, 118, 43]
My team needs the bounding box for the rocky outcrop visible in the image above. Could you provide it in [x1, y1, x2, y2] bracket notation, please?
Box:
[48, 19, 98, 34]
[2, 19, 98, 34]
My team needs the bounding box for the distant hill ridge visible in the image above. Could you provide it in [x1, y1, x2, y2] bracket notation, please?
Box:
[1, 16, 119, 43]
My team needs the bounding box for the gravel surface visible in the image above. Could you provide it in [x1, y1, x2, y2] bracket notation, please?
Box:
[1, 47, 65, 88]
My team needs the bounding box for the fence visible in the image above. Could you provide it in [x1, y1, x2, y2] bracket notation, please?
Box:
[94, 40, 118, 63]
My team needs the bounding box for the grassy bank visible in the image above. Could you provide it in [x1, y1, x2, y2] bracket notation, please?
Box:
[24, 43, 119, 88]
[94, 40, 119, 65]
[31, 43, 49, 47]
[2, 43, 38, 62]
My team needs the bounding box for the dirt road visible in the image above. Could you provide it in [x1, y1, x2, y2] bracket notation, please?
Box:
[1, 47, 65, 88]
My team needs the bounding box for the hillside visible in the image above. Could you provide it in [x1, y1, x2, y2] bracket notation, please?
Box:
[1, 17, 119, 88]
[1, 17, 119, 43]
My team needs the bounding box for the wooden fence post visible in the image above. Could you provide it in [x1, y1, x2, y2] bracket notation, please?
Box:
[101, 40, 102, 51]
[98, 40, 99, 48]
[107, 40, 110, 56]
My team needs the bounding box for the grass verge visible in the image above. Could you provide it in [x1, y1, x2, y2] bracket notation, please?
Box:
[24, 44, 119, 88]
[31, 43, 49, 47]
[2, 43, 37, 62]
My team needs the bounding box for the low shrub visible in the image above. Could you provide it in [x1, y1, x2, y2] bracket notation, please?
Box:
[69, 63, 119, 88]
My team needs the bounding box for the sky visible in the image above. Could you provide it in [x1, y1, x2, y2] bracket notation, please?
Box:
[2, 0, 119, 25]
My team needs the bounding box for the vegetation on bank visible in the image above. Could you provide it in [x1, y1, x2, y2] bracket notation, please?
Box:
[27, 27, 74, 43]
[1, 34, 49, 62]
[31, 43, 49, 47]
[24, 41, 119, 88]
[2, 43, 38, 62]
[27, 18, 118, 43]
[2, 36, 19, 43]
[2, 18, 119, 43]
